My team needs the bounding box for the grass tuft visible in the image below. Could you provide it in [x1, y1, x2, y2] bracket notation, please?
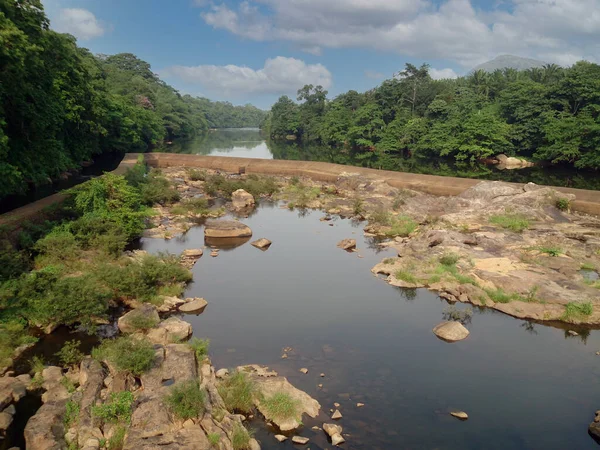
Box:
[92, 391, 134, 424]
[489, 214, 530, 233]
[561, 301, 593, 322]
[232, 423, 253, 450]
[188, 337, 210, 361]
[164, 380, 206, 420]
[217, 371, 256, 414]
[260, 392, 301, 423]
[92, 336, 155, 376]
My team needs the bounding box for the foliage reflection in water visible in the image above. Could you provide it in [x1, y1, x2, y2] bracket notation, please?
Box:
[141, 203, 600, 450]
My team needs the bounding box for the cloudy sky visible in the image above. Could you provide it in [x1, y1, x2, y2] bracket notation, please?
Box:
[42, 0, 600, 108]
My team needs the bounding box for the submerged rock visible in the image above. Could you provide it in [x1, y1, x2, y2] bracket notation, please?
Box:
[337, 239, 357, 251]
[204, 220, 252, 238]
[433, 322, 470, 342]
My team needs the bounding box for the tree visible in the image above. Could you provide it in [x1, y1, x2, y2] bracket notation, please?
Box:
[396, 63, 431, 114]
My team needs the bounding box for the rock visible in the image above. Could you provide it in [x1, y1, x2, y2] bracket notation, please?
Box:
[334, 402, 340, 408]
[4, 404, 16, 415]
[450, 411, 469, 420]
[323, 423, 342, 437]
[24, 400, 67, 450]
[590, 411, 600, 439]
[292, 436, 309, 444]
[318, 384, 323, 389]
[300, 368, 308, 374]
[118, 304, 159, 334]
[232, 189, 256, 210]
[281, 353, 288, 359]
[156, 296, 185, 313]
[204, 220, 252, 238]
[42, 367, 63, 385]
[0, 411, 13, 430]
[0, 377, 27, 409]
[496, 154, 535, 169]
[180, 248, 203, 269]
[568, 330, 579, 336]
[210, 251, 219, 257]
[331, 410, 342, 420]
[216, 368, 229, 379]
[248, 438, 261, 450]
[432, 321, 470, 342]
[337, 239, 356, 250]
[251, 238, 272, 250]
[357, 402, 365, 408]
[179, 297, 208, 314]
[320, 373, 325, 377]
[274, 434, 288, 442]
[161, 317, 193, 342]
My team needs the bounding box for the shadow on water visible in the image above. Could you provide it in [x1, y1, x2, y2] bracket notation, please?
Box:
[141, 202, 600, 450]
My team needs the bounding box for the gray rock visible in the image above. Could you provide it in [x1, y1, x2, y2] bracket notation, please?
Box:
[180, 248, 203, 269]
[0, 411, 13, 430]
[433, 321, 470, 342]
[274, 434, 288, 442]
[331, 410, 342, 420]
[215, 369, 229, 379]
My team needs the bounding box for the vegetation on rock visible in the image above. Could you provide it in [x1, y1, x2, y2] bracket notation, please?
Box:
[164, 381, 206, 420]
[92, 336, 155, 376]
[217, 371, 257, 414]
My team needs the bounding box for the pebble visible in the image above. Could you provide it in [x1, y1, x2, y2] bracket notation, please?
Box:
[450, 411, 469, 420]
[568, 330, 579, 336]
[334, 402, 340, 408]
[356, 403, 365, 408]
[292, 436, 309, 444]
[320, 373, 325, 377]
[210, 251, 219, 257]
[274, 435, 287, 442]
[318, 384, 323, 389]
[281, 353, 288, 359]
[300, 368, 309, 374]
[332, 410, 343, 420]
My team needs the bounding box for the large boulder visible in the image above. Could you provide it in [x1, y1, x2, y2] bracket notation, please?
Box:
[118, 304, 159, 334]
[232, 189, 255, 210]
[204, 220, 252, 239]
[432, 321, 470, 342]
[24, 400, 67, 450]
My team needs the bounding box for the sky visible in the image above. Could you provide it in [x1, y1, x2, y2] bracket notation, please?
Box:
[41, 0, 600, 109]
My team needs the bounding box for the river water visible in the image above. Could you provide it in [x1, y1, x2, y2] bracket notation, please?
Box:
[141, 204, 600, 450]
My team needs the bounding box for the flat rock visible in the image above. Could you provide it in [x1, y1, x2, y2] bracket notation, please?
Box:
[331, 433, 345, 446]
[337, 239, 356, 250]
[251, 238, 272, 250]
[292, 436, 309, 444]
[450, 411, 469, 420]
[432, 321, 470, 342]
[204, 220, 252, 238]
[0, 411, 13, 430]
[157, 296, 185, 313]
[180, 248, 203, 269]
[300, 368, 308, 374]
[178, 298, 208, 314]
[274, 434, 288, 442]
[118, 304, 159, 334]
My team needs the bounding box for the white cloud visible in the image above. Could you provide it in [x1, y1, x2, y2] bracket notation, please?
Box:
[53, 8, 105, 40]
[429, 68, 459, 80]
[198, 0, 600, 67]
[163, 56, 332, 97]
[365, 70, 385, 80]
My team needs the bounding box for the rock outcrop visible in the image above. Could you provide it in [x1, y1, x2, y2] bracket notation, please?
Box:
[495, 154, 535, 170]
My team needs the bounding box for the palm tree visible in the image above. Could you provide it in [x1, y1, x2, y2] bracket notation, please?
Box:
[541, 64, 563, 84]
[469, 69, 491, 99]
[525, 67, 544, 83]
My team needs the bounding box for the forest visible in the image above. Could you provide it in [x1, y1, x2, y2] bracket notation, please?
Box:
[0, 0, 265, 199]
[263, 62, 600, 171]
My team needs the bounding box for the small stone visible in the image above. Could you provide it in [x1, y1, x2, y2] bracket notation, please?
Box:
[311, 426, 321, 431]
[281, 354, 288, 359]
[356, 403, 365, 408]
[84, 437, 100, 449]
[274, 435, 288, 442]
[450, 411, 469, 420]
[331, 433, 345, 446]
[323, 423, 342, 437]
[596, 351, 600, 356]
[216, 368, 229, 379]
[0, 412, 13, 430]
[320, 373, 325, 377]
[249, 438, 261, 450]
[432, 321, 470, 342]
[331, 410, 342, 420]
[334, 402, 340, 408]
[251, 238, 272, 250]
[292, 436, 309, 445]
[300, 368, 308, 374]
[568, 330, 579, 336]
[318, 384, 323, 389]
[337, 239, 356, 250]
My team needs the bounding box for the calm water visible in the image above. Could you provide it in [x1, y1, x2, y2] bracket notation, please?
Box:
[142, 204, 600, 450]
[160, 128, 600, 191]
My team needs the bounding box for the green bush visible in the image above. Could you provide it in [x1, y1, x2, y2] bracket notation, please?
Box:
[0, 240, 30, 282]
[217, 371, 256, 414]
[555, 198, 571, 211]
[164, 381, 206, 419]
[204, 174, 278, 199]
[92, 391, 134, 424]
[94, 253, 192, 303]
[64, 399, 80, 427]
[56, 340, 84, 367]
[439, 253, 460, 266]
[33, 228, 81, 266]
[562, 301, 593, 322]
[108, 426, 127, 450]
[231, 423, 253, 450]
[124, 157, 148, 188]
[260, 392, 300, 422]
[68, 215, 129, 257]
[188, 337, 210, 360]
[92, 336, 155, 376]
[127, 314, 159, 332]
[187, 169, 207, 181]
[140, 170, 180, 205]
[0, 320, 37, 367]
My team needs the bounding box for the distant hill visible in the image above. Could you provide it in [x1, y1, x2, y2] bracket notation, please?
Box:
[472, 55, 547, 73]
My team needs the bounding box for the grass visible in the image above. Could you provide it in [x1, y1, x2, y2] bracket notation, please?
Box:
[92, 336, 155, 376]
[537, 246, 563, 257]
[0, 320, 37, 369]
[217, 370, 257, 414]
[164, 381, 206, 420]
[486, 288, 522, 304]
[56, 340, 84, 367]
[439, 253, 460, 266]
[394, 270, 419, 284]
[369, 211, 417, 237]
[383, 258, 396, 265]
[108, 425, 127, 450]
[171, 198, 214, 217]
[204, 173, 278, 199]
[188, 169, 207, 181]
[260, 392, 301, 423]
[581, 262, 596, 271]
[92, 391, 134, 424]
[188, 337, 210, 360]
[64, 399, 80, 427]
[208, 432, 221, 447]
[489, 213, 530, 233]
[352, 197, 365, 216]
[60, 376, 77, 394]
[126, 314, 160, 332]
[232, 423, 253, 450]
[282, 183, 321, 208]
[434, 263, 479, 287]
[561, 301, 593, 322]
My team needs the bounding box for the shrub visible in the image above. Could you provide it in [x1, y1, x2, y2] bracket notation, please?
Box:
[127, 314, 159, 332]
[164, 381, 206, 420]
[33, 228, 81, 266]
[208, 432, 221, 447]
[171, 198, 210, 216]
[0, 240, 30, 282]
[231, 423, 253, 450]
[0, 320, 37, 368]
[486, 288, 521, 304]
[352, 198, 365, 216]
[188, 169, 207, 181]
[537, 246, 562, 257]
[260, 392, 300, 422]
[68, 215, 129, 257]
[217, 371, 256, 414]
[394, 270, 418, 284]
[60, 376, 76, 393]
[124, 156, 148, 188]
[64, 399, 80, 427]
[439, 253, 460, 266]
[140, 170, 180, 205]
[443, 305, 473, 324]
[108, 425, 127, 450]
[489, 214, 530, 233]
[556, 198, 571, 211]
[205, 174, 278, 199]
[92, 391, 134, 424]
[56, 340, 84, 367]
[188, 337, 210, 360]
[562, 301, 593, 322]
[92, 336, 155, 376]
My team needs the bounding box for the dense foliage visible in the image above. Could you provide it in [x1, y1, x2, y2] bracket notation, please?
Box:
[0, 0, 265, 199]
[264, 62, 600, 170]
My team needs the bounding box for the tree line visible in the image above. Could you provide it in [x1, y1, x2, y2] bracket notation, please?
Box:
[0, 0, 266, 199]
[263, 61, 600, 170]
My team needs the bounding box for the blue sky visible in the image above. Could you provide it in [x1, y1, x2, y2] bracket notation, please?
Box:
[42, 0, 600, 109]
